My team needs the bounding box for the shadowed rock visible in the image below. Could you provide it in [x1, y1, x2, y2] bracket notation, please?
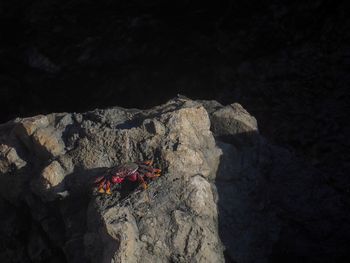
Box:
[0, 97, 348, 263]
[0, 97, 224, 263]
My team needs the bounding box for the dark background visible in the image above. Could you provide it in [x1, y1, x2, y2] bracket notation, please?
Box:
[1, 1, 350, 262]
[0, 0, 349, 220]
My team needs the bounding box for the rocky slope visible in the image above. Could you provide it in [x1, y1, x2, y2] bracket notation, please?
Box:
[0, 97, 349, 262]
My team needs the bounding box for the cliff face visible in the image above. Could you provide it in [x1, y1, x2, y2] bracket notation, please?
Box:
[0, 97, 348, 262]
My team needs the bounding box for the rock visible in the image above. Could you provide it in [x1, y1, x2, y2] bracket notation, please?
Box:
[103, 207, 140, 263]
[184, 175, 216, 216]
[160, 105, 222, 179]
[0, 144, 27, 174]
[31, 160, 67, 201]
[0, 141, 29, 203]
[18, 115, 50, 136]
[41, 161, 65, 187]
[27, 224, 52, 262]
[0, 97, 348, 263]
[207, 103, 349, 262]
[32, 127, 65, 157]
[0, 97, 225, 262]
[206, 103, 259, 146]
[12, 115, 49, 150]
[81, 98, 224, 263]
[10, 115, 65, 158]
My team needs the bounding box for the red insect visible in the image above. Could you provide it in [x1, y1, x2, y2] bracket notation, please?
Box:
[95, 161, 161, 194]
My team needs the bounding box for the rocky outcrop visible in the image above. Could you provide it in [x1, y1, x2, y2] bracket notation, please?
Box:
[0, 97, 224, 263]
[202, 100, 349, 262]
[0, 97, 348, 263]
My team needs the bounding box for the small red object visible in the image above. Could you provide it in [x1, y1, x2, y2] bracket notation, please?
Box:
[95, 161, 161, 194]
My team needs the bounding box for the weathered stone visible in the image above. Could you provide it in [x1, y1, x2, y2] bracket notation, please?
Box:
[208, 103, 259, 146]
[41, 160, 65, 188]
[31, 160, 66, 201]
[161, 106, 222, 179]
[184, 175, 216, 216]
[103, 207, 140, 263]
[0, 144, 27, 173]
[19, 115, 49, 136]
[0, 97, 348, 263]
[32, 127, 65, 157]
[0, 143, 29, 202]
[170, 208, 223, 263]
[81, 99, 224, 263]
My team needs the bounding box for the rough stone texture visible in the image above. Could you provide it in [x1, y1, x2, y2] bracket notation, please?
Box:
[0, 97, 349, 263]
[18, 115, 50, 136]
[31, 160, 66, 202]
[202, 100, 350, 263]
[212, 103, 258, 134]
[0, 97, 224, 263]
[0, 144, 27, 173]
[32, 127, 65, 157]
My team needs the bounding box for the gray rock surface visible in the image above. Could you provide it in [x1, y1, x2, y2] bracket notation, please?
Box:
[202, 100, 349, 262]
[0, 97, 223, 263]
[0, 97, 348, 263]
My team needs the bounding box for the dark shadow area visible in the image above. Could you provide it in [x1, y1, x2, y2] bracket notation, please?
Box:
[215, 130, 350, 263]
[0, 159, 68, 262]
[0, 159, 151, 263]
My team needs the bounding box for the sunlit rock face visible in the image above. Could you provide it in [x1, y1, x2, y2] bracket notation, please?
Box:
[0, 97, 348, 263]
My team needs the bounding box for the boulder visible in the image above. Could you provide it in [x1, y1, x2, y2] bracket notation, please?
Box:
[0, 97, 348, 263]
[0, 97, 224, 263]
